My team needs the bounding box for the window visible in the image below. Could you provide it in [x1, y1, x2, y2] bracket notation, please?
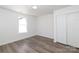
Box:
[18, 17, 27, 33]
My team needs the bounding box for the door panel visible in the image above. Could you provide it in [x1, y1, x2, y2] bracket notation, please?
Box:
[56, 15, 67, 44]
[67, 12, 79, 47]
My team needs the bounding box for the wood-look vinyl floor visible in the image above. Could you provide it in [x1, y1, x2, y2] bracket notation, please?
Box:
[0, 35, 79, 53]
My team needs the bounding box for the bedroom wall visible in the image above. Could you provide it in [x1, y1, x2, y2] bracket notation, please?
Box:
[0, 7, 54, 46]
[37, 14, 53, 39]
[0, 8, 36, 45]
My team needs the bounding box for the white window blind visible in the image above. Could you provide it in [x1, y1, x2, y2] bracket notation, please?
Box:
[18, 17, 27, 33]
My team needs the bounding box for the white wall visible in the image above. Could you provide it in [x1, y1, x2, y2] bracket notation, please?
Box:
[0, 8, 36, 45]
[0, 7, 54, 46]
[37, 14, 53, 39]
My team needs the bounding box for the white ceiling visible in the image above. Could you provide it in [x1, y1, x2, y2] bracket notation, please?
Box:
[0, 5, 69, 16]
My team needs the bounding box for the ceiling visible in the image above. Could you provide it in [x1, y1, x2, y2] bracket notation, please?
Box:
[0, 5, 69, 16]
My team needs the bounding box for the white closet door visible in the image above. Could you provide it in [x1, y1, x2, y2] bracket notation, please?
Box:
[67, 12, 79, 48]
[56, 15, 67, 44]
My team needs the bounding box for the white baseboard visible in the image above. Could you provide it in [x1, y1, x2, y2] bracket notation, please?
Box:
[53, 40, 57, 43]
[0, 34, 54, 46]
[0, 35, 36, 46]
[37, 34, 54, 39]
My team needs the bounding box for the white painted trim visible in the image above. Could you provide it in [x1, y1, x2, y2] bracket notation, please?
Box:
[37, 34, 53, 39]
[0, 34, 36, 46]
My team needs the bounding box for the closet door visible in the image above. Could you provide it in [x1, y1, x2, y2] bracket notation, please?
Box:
[56, 15, 67, 44]
[67, 12, 79, 48]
